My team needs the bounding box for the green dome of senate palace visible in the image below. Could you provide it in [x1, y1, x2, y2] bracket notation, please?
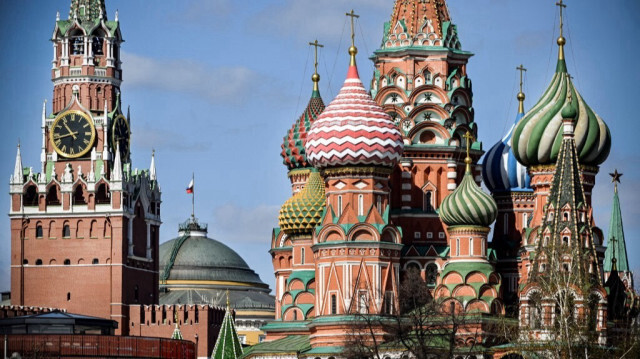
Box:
[159, 219, 267, 287]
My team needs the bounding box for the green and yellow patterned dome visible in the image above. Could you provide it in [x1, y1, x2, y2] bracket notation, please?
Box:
[440, 163, 497, 228]
[278, 169, 326, 235]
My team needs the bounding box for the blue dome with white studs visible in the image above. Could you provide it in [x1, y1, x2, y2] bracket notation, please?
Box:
[482, 111, 532, 193]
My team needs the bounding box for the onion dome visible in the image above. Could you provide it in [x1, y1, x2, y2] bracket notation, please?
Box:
[441, 146, 497, 227]
[512, 33, 611, 166]
[280, 78, 325, 170]
[305, 45, 403, 169]
[278, 169, 325, 235]
[482, 81, 532, 193]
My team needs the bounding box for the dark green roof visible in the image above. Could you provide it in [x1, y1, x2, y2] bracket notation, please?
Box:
[159, 220, 267, 286]
[211, 307, 243, 359]
[604, 190, 630, 272]
[241, 335, 310, 358]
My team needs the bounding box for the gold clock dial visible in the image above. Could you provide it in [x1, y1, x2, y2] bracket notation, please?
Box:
[50, 110, 96, 158]
[111, 114, 130, 159]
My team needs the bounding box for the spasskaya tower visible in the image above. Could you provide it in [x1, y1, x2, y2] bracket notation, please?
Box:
[9, 0, 161, 335]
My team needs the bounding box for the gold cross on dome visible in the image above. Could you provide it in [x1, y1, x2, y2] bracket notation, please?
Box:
[463, 131, 474, 157]
[556, 0, 567, 37]
[516, 64, 527, 93]
[346, 10, 360, 47]
[308, 40, 324, 76]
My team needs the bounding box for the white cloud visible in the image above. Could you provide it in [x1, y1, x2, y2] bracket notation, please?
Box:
[249, 0, 389, 43]
[122, 51, 257, 104]
[132, 123, 212, 153]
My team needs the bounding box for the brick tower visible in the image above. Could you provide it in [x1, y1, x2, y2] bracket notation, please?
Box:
[9, 0, 161, 335]
[370, 0, 482, 275]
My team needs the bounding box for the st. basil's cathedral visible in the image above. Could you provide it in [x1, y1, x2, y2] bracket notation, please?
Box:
[2, 0, 638, 359]
[247, 0, 638, 357]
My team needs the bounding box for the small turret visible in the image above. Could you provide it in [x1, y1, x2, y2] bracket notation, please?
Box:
[11, 143, 23, 185]
[149, 150, 157, 181]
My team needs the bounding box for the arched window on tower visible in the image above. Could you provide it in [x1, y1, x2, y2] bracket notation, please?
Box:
[95, 183, 110, 204]
[377, 195, 382, 213]
[46, 186, 60, 206]
[74, 186, 86, 205]
[358, 194, 364, 216]
[456, 238, 460, 256]
[36, 223, 43, 238]
[70, 30, 85, 55]
[92, 31, 105, 56]
[62, 223, 71, 238]
[469, 238, 474, 256]
[300, 248, 305, 265]
[424, 191, 434, 213]
[337, 195, 343, 217]
[23, 185, 38, 207]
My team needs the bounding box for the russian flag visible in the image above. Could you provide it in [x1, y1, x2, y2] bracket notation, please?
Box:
[186, 178, 194, 194]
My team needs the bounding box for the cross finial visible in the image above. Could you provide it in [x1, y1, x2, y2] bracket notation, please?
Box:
[309, 39, 324, 91]
[516, 64, 527, 113]
[556, 0, 567, 59]
[346, 10, 360, 66]
[463, 131, 475, 172]
[556, 0, 566, 36]
[516, 64, 527, 94]
[610, 169, 622, 193]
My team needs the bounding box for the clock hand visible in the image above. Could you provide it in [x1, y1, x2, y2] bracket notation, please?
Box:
[63, 120, 77, 140]
[53, 132, 79, 140]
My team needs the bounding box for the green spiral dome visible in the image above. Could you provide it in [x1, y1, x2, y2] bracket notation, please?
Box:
[511, 58, 611, 167]
[440, 168, 497, 227]
[278, 170, 326, 235]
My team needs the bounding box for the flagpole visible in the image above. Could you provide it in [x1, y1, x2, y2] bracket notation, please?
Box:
[191, 172, 195, 220]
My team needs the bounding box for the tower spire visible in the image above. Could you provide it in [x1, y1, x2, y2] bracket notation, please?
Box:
[149, 149, 157, 181]
[604, 169, 631, 286]
[556, 0, 567, 61]
[516, 64, 527, 114]
[12, 142, 23, 185]
[309, 40, 324, 93]
[111, 143, 122, 181]
[346, 10, 359, 66]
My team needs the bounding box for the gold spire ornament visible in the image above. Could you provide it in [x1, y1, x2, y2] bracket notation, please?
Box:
[346, 9, 360, 66]
[516, 64, 527, 113]
[309, 39, 324, 92]
[463, 131, 475, 172]
[556, 0, 567, 60]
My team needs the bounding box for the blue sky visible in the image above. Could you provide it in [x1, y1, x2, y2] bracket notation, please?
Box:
[0, 0, 638, 293]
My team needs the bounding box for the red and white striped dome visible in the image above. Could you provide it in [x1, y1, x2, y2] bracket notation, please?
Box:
[305, 65, 403, 169]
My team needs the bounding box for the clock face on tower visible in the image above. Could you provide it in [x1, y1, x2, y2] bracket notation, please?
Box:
[111, 115, 130, 159]
[50, 110, 96, 158]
